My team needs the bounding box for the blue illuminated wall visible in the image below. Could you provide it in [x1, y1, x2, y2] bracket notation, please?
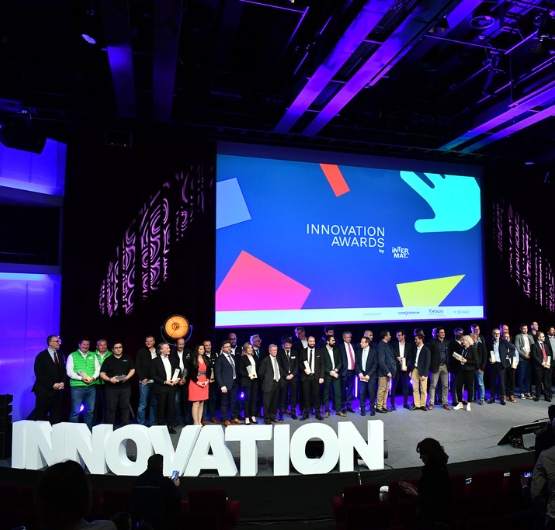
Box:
[0, 139, 66, 196]
[0, 139, 65, 421]
[0, 273, 61, 420]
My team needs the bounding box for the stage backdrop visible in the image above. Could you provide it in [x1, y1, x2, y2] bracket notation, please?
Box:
[216, 143, 484, 327]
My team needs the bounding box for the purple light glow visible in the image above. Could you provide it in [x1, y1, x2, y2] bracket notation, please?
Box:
[0, 139, 66, 197]
[240, 392, 245, 400]
[238, 0, 304, 14]
[282, 0, 482, 138]
[0, 272, 61, 421]
[275, 0, 394, 134]
[81, 33, 97, 45]
[303, 1, 464, 137]
[99, 165, 213, 317]
[79, 404, 85, 413]
[494, 200, 554, 310]
[442, 80, 555, 152]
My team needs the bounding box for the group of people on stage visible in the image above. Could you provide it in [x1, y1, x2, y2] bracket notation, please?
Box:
[32, 321, 555, 430]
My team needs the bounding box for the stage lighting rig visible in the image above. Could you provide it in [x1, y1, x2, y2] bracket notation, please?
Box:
[533, 10, 555, 54]
[482, 51, 504, 96]
[470, 4, 496, 30]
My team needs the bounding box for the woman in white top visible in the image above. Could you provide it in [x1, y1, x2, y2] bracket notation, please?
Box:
[238, 342, 259, 424]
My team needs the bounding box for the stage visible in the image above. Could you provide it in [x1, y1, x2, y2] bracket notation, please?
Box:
[0, 395, 543, 526]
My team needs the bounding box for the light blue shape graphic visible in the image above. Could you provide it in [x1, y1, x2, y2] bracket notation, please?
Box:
[216, 178, 252, 229]
[400, 171, 481, 233]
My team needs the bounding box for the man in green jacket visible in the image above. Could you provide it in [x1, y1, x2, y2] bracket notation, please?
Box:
[93, 339, 112, 425]
[66, 339, 100, 430]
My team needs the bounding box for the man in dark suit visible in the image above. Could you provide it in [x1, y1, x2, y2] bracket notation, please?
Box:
[250, 334, 268, 415]
[428, 327, 451, 410]
[316, 325, 334, 349]
[516, 324, 535, 398]
[391, 330, 411, 410]
[356, 336, 378, 416]
[278, 336, 298, 419]
[488, 328, 516, 405]
[377, 330, 396, 413]
[258, 344, 283, 424]
[292, 326, 308, 355]
[535, 406, 555, 462]
[408, 334, 431, 411]
[339, 331, 357, 414]
[228, 332, 241, 356]
[149, 342, 179, 433]
[250, 334, 268, 363]
[322, 335, 345, 417]
[215, 340, 242, 425]
[532, 331, 553, 402]
[299, 336, 324, 421]
[33, 334, 66, 424]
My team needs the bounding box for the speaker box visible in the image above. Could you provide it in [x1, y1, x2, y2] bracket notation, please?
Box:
[0, 428, 12, 460]
[0, 404, 13, 418]
[0, 395, 13, 407]
[0, 122, 46, 154]
[498, 420, 549, 450]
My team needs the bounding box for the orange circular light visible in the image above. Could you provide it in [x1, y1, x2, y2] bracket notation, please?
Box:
[163, 315, 190, 338]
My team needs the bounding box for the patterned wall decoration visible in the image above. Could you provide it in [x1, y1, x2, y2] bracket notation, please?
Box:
[99, 164, 214, 317]
[493, 199, 555, 312]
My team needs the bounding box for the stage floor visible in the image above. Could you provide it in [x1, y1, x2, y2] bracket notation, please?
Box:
[205, 394, 547, 474]
[1, 394, 546, 473]
[0, 395, 544, 524]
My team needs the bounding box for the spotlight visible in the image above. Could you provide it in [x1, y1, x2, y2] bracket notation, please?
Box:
[429, 17, 449, 34]
[79, 405, 85, 413]
[470, 4, 496, 29]
[0, 121, 46, 154]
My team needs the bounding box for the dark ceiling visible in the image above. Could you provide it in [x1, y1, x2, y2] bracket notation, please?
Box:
[3, 0, 555, 164]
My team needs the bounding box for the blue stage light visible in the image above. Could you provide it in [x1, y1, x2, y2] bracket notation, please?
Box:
[81, 33, 96, 45]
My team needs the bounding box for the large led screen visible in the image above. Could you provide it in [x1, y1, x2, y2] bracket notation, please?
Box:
[215, 146, 484, 327]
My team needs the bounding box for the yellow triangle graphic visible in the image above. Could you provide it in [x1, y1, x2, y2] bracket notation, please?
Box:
[397, 275, 465, 307]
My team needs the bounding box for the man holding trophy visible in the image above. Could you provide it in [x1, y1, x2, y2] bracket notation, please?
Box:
[100, 342, 135, 427]
[150, 342, 180, 433]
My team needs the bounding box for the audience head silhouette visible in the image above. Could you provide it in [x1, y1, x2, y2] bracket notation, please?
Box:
[35, 460, 92, 529]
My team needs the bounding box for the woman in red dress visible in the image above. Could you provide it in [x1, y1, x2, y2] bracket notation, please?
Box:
[188, 344, 211, 425]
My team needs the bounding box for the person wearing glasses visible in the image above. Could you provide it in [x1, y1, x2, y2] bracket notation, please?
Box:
[32, 335, 66, 424]
[489, 328, 517, 405]
[100, 343, 135, 427]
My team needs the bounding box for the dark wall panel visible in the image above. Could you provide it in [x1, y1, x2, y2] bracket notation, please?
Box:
[60, 129, 215, 355]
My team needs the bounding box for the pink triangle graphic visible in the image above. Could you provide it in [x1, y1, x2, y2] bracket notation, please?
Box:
[216, 251, 311, 311]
